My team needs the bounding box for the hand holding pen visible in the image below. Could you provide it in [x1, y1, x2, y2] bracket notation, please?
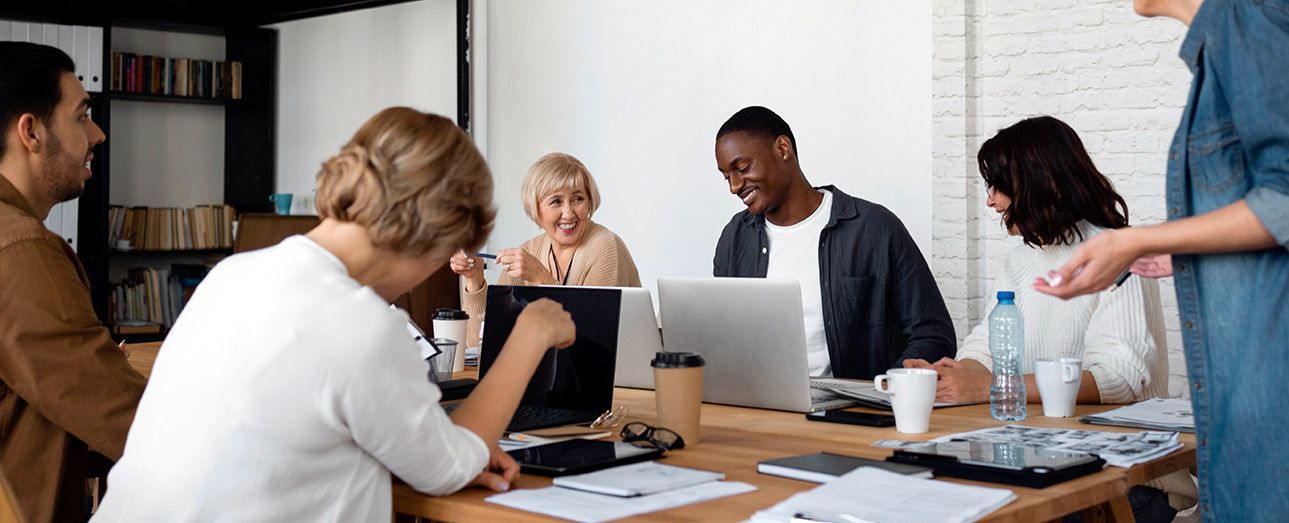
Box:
[449, 250, 488, 291]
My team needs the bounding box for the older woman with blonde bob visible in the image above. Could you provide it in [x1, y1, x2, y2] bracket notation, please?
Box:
[452, 153, 641, 343]
[94, 108, 576, 521]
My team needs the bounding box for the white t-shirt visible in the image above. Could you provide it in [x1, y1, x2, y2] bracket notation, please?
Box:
[94, 236, 489, 522]
[765, 189, 834, 377]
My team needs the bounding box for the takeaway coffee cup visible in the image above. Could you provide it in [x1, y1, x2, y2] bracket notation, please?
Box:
[651, 352, 705, 445]
[874, 368, 938, 433]
[1036, 358, 1082, 417]
[432, 308, 470, 372]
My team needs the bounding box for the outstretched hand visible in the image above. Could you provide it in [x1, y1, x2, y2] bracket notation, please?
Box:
[1033, 228, 1141, 300]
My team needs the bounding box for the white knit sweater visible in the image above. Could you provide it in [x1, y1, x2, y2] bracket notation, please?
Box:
[956, 222, 1169, 404]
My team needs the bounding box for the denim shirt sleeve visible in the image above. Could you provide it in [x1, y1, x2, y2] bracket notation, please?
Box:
[1220, 0, 1289, 247]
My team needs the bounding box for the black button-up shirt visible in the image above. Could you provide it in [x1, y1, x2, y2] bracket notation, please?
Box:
[713, 186, 956, 379]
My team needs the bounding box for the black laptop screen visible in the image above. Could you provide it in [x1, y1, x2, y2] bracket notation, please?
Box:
[481, 286, 621, 415]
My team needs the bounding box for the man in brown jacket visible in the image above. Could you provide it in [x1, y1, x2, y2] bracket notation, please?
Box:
[0, 42, 146, 522]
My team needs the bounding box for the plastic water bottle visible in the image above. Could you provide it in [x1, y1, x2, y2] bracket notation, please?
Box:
[989, 291, 1026, 421]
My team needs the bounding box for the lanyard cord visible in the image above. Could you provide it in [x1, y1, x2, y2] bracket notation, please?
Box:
[549, 245, 576, 286]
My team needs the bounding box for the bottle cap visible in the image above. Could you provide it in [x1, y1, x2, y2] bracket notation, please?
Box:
[997, 291, 1015, 300]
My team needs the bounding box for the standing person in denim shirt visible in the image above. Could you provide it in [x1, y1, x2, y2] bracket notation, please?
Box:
[1036, 1, 1289, 520]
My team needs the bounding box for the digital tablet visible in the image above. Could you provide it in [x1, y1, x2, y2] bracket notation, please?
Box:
[887, 441, 1105, 488]
[507, 439, 664, 477]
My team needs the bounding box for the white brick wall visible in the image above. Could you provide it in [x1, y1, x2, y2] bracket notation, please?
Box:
[932, 0, 1193, 398]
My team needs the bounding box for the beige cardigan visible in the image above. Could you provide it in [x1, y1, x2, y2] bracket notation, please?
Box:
[461, 221, 641, 347]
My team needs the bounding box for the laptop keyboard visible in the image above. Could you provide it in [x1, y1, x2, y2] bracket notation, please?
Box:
[810, 380, 851, 391]
[508, 405, 597, 431]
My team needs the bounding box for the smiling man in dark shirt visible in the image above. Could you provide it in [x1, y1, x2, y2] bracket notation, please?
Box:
[711, 106, 955, 379]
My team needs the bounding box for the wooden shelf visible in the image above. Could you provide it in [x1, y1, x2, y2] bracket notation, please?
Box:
[109, 91, 255, 106]
[110, 248, 232, 255]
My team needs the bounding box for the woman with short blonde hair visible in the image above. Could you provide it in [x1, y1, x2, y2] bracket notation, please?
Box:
[452, 152, 641, 346]
[96, 108, 577, 521]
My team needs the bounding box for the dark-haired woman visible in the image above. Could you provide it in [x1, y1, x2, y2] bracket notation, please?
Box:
[909, 116, 1169, 406]
[906, 116, 1194, 520]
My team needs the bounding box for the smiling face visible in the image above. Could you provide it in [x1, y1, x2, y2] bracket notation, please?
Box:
[538, 186, 592, 249]
[37, 73, 104, 203]
[715, 131, 794, 216]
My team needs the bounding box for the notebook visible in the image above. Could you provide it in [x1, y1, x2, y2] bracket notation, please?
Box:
[757, 452, 932, 483]
[749, 467, 1015, 523]
[552, 461, 725, 497]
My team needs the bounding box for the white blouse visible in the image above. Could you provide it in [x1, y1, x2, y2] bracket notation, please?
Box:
[94, 236, 488, 522]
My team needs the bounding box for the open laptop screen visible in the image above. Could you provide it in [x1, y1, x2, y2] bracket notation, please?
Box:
[481, 286, 620, 415]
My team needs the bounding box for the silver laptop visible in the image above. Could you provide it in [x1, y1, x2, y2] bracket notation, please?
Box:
[610, 287, 664, 389]
[657, 277, 856, 413]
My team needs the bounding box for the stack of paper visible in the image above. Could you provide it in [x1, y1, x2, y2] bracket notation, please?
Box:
[486, 462, 756, 522]
[811, 379, 966, 409]
[749, 467, 1016, 523]
[554, 461, 725, 496]
[1081, 398, 1195, 433]
[934, 425, 1182, 468]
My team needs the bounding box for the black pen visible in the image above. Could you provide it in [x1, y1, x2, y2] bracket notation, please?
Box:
[1111, 269, 1131, 291]
[474, 252, 497, 260]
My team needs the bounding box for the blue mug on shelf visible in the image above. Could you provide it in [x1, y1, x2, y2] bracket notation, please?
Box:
[269, 193, 293, 215]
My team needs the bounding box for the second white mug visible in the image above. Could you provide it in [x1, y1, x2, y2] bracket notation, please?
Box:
[1035, 358, 1082, 417]
[874, 368, 938, 433]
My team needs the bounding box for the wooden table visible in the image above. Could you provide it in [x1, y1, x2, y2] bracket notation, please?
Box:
[124, 343, 1192, 522]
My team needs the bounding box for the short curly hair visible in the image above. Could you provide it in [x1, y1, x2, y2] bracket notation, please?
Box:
[315, 107, 495, 258]
[520, 152, 601, 224]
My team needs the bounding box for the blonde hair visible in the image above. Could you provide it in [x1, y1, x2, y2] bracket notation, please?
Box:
[315, 107, 495, 257]
[520, 153, 601, 224]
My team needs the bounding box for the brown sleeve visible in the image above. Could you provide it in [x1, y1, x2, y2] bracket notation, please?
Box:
[0, 239, 145, 460]
[579, 230, 641, 288]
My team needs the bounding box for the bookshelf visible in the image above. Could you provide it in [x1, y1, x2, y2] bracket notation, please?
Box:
[0, 8, 277, 337]
[93, 24, 275, 337]
[4, 0, 471, 340]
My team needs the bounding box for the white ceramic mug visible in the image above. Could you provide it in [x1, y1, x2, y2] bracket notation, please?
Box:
[874, 368, 938, 433]
[1035, 358, 1082, 417]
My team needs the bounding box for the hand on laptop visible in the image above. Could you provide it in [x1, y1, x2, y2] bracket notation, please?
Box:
[515, 298, 577, 349]
[471, 444, 520, 492]
[905, 357, 990, 404]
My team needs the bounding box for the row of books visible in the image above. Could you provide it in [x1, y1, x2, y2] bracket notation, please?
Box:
[110, 52, 243, 99]
[108, 205, 236, 251]
[109, 264, 210, 329]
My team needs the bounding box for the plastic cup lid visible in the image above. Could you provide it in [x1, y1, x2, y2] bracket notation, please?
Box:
[651, 351, 705, 368]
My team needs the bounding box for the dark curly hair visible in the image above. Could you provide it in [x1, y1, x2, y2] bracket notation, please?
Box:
[717, 106, 797, 156]
[977, 116, 1128, 247]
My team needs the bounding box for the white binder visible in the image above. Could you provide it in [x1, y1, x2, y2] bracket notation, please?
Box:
[86, 26, 103, 92]
[62, 198, 80, 252]
[9, 21, 28, 41]
[72, 25, 89, 87]
[42, 23, 59, 47]
[59, 25, 77, 64]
